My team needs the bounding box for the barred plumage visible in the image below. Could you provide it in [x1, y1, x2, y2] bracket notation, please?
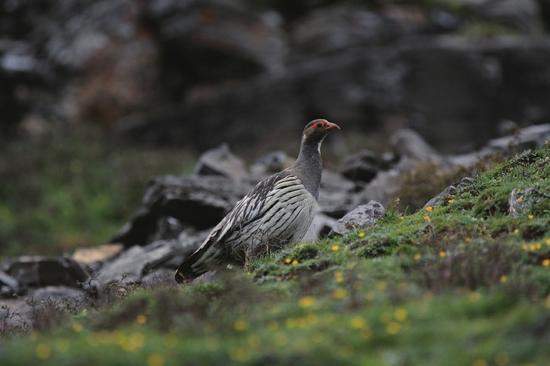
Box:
[175, 120, 340, 282]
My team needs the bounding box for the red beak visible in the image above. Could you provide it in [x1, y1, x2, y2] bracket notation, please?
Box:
[326, 121, 341, 131]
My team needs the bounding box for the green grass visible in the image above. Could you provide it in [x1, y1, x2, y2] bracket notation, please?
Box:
[1, 143, 549, 365]
[0, 131, 195, 255]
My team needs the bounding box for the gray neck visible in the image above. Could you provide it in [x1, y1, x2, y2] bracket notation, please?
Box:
[292, 135, 324, 199]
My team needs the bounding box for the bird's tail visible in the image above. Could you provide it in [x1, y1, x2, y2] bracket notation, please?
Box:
[174, 239, 226, 283]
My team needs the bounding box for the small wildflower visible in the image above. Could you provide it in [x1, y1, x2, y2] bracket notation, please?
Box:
[425, 206, 433, 212]
[528, 214, 534, 220]
[543, 259, 550, 267]
[284, 257, 292, 264]
[357, 230, 366, 239]
[291, 259, 299, 266]
[350, 316, 366, 329]
[136, 314, 147, 325]
[468, 292, 481, 302]
[148, 354, 165, 366]
[385, 321, 401, 335]
[495, 352, 510, 366]
[36, 344, 51, 360]
[546, 238, 550, 246]
[517, 196, 524, 203]
[465, 237, 472, 243]
[499, 275, 508, 284]
[71, 322, 83, 333]
[394, 308, 408, 322]
[529, 243, 541, 251]
[334, 271, 344, 283]
[472, 359, 488, 366]
[414, 253, 422, 262]
[438, 250, 447, 258]
[513, 229, 519, 234]
[376, 281, 387, 291]
[333, 288, 349, 300]
[447, 199, 455, 204]
[521, 244, 529, 252]
[330, 244, 340, 252]
[298, 296, 316, 309]
[233, 320, 249, 332]
[423, 215, 431, 223]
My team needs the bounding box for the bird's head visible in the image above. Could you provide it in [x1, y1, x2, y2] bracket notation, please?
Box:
[302, 119, 341, 143]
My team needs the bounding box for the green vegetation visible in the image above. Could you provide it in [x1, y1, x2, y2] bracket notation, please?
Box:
[0, 131, 194, 255]
[1, 143, 549, 365]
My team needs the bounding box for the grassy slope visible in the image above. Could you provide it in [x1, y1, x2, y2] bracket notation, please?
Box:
[1, 144, 549, 365]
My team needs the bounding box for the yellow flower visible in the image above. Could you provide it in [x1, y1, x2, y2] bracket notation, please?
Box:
[291, 259, 299, 266]
[136, 314, 147, 325]
[330, 244, 340, 252]
[298, 296, 316, 309]
[376, 281, 387, 291]
[334, 271, 344, 283]
[423, 215, 431, 223]
[120, 333, 145, 352]
[36, 344, 51, 360]
[414, 253, 422, 261]
[284, 257, 292, 264]
[528, 214, 534, 220]
[357, 230, 366, 239]
[233, 320, 249, 332]
[543, 259, 550, 267]
[425, 206, 433, 212]
[438, 250, 447, 258]
[499, 275, 508, 284]
[545, 238, 550, 246]
[468, 292, 481, 302]
[385, 321, 401, 335]
[148, 354, 165, 366]
[350, 316, 366, 329]
[472, 359, 488, 366]
[71, 322, 83, 333]
[394, 308, 408, 322]
[495, 352, 510, 366]
[333, 288, 349, 300]
[447, 199, 455, 204]
[517, 196, 524, 203]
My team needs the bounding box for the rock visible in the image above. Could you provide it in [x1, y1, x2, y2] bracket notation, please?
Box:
[141, 269, 176, 288]
[193, 144, 247, 180]
[302, 214, 339, 242]
[94, 240, 180, 285]
[0, 271, 20, 297]
[508, 187, 550, 218]
[339, 149, 387, 183]
[292, 6, 402, 56]
[486, 124, 550, 152]
[318, 170, 358, 218]
[29, 287, 89, 309]
[250, 151, 293, 177]
[424, 177, 475, 208]
[390, 128, 442, 162]
[471, 0, 543, 33]
[72, 244, 124, 265]
[112, 175, 251, 246]
[333, 201, 385, 235]
[5, 257, 89, 288]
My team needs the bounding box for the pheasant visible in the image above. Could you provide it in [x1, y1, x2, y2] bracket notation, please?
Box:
[175, 119, 341, 282]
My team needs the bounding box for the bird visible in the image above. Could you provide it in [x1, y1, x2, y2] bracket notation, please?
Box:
[175, 119, 341, 282]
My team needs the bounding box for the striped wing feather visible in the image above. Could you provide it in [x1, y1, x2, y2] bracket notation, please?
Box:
[176, 171, 315, 281]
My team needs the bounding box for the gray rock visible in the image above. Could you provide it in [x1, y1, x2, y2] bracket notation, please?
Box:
[424, 177, 475, 208]
[94, 240, 179, 285]
[390, 128, 443, 162]
[5, 257, 89, 288]
[333, 201, 385, 235]
[29, 286, 89, 308]
[509, 187, 550, 218]
[339, 150, 384, 183]
[194, 144, 247, 181]
[486, 124, 550, 152]
[112, 175, 251, 246]
[250, 151, 293, 177]
[318, 170, 358, 218]
[0, 271, 20, 297]
[303, 214, 339, 242]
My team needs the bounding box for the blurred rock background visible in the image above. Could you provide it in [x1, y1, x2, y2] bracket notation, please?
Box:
[1, 0, 550, 255]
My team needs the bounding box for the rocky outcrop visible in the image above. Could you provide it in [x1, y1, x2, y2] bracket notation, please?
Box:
[333, 201, 385, 235]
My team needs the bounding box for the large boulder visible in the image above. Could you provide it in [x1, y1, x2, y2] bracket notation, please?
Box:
[193, 144, 248, 181]
[3, 257, 89, 288]
[112, 175, 251, 246]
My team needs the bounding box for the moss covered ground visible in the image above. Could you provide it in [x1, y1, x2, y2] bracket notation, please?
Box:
[1, 143, 549, 365]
